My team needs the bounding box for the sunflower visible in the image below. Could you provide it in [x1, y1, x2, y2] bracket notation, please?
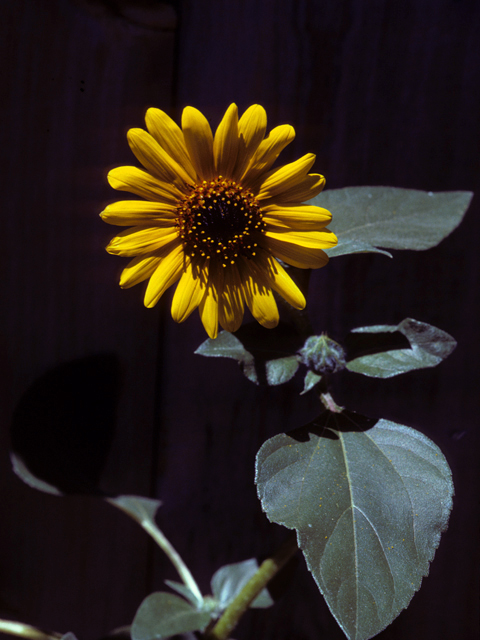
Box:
[101, 104, 337, 338]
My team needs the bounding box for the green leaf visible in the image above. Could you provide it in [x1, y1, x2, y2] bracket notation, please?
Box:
[10, 451, 63, 496]
[311, 187, 473, 257]
[131, 592, 211, 640]
[195, 325, 301, 386]
[255, 411, 453, 640]
[164, 580, 201, 608]
[10, 453, 169, 563]
[346, 318, 456, 378]
[301, 371, 323, 395]
[106, 494, 162, 525]
[195, 330, 258, 383]
[211, 558, 274, 610]
[264, 356, 300, 385]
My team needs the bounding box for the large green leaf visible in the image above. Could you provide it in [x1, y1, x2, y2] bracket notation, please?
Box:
[131, 592, 211, 640]
[311, 187, 472, 257]
[346, 318, 456, 378]
[255, 411, 453, 640]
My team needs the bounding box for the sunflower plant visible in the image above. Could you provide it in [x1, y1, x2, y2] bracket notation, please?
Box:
[5, 104, 473, 640]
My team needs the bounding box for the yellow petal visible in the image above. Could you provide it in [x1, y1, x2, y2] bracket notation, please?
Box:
[171, 259, 207, 323]
[213, 103, 239, 177]
[145, 108, 197, 181]
[257, 154, 316, 200]
[108, 166, 182, 204]
[264, 234, 330, 269]
[100, 200, 177, 226]
[218, 263, 245, 332]
[106, 226, 179, 257]
[240, 124, 295, 187]
[261, 173, 326, 204]
[266, 228, 338, 249]
[144, 244, 186, 307]
[233, 104, 267, 179]
[262, 204, 331, 230]
[251, 252, 306, 310]
[119, 254, 162, 288]
[199, 282, 220, 339]
[182, 106, 215, 180]
[127, 128, 193, 188]
[239, 260, 279, 329]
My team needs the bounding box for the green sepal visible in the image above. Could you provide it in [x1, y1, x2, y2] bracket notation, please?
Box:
[310, 186, 473, 257]
[255, 410, 453, 640]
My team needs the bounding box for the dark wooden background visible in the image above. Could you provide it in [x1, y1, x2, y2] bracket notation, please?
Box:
[1, 1, 479, 639]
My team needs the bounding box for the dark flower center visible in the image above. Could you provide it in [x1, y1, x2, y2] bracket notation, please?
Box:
[176, 177, 266, 266]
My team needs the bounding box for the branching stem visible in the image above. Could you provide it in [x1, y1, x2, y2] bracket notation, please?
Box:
[204, 534, 298, 640]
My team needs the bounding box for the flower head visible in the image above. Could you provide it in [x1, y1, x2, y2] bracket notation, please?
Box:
[101, 104, 337, 338]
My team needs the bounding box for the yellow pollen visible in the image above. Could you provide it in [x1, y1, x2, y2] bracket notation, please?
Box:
[175, 176, 266, 266]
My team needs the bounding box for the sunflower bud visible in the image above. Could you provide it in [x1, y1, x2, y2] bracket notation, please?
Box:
[298, 334, 346, 375]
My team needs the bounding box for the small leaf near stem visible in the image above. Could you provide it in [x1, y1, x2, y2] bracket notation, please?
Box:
[0, 620, 62, 640]
[204, 534, 298, 640]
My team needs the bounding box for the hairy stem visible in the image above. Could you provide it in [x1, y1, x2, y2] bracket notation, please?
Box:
[320, 391, 343, 413]
[0, 620, 62, 640]
[204, 534, 298, 640]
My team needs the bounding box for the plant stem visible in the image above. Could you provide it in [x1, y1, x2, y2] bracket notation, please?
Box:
[0, 620, 62, 640]
[140, 519, 203, 605]
[204, 534, 298, 640]
[106, 498, 203, 606]
[320, 391, 343, 413]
